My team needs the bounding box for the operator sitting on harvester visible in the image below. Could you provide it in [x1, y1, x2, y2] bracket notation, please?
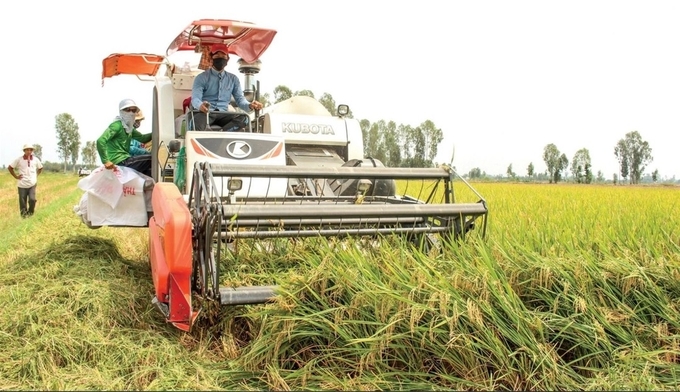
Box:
[190, 43, 263, 132]
[97, 99, 152, 176]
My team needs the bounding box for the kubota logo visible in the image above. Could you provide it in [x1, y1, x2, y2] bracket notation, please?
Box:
[282, 122, 335, 135]
[226, 141, 252, 159]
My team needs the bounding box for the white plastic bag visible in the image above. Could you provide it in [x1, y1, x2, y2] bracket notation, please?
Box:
[72, 193, 101, 229]
[77, 166, 123, 209]
[75, 165, 155, 227]
[87, 175, 147, 226]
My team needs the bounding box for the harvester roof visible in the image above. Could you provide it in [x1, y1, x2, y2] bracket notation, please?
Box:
[166, 19, 278, 62]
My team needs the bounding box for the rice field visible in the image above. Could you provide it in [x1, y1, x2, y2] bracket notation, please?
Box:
[0, 173, 678, 390]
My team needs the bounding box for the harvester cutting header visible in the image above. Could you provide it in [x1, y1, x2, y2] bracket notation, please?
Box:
[87, 19, 488, 331]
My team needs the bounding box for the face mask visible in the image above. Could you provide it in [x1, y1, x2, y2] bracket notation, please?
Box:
[212, 58, 228, 71]
[120, 111, 136, 128]
[134, 120, 141, 128]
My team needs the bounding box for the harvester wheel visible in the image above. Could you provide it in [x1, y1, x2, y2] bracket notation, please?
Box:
[191, 206, 222, 302]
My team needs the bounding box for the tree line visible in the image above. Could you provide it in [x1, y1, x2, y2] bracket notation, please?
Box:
[540, 130, 654, 184]
[47, 86, 660, 183]
[264, 86, 444, 167]
[467, 130, 659, 184]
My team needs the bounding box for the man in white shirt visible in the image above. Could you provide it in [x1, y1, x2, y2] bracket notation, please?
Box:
[8, 144, 44, 218]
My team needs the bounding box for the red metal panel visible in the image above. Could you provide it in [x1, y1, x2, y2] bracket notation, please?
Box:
[101, 53, 164, 82]
[149, 182, 197, 330]
[166, 19, 277, 63]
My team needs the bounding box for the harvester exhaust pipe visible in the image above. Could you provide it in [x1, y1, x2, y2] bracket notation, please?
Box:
[238, 59, 262, 132]
[238, 58, 261, 102]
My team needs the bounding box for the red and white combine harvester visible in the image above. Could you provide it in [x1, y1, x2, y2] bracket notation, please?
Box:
[96, 19, 488, 331]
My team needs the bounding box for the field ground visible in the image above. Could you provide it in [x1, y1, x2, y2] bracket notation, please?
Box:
[0, 173, 678, 390]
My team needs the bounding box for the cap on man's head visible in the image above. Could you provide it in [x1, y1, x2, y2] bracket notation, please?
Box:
[119, 99, 138, 111]
[210, 44, 229, 56]
[135, 110, 145, 121]
[23, 144, 34, 151]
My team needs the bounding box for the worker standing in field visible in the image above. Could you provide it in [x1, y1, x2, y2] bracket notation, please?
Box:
[8, 144, 43, 218]
[97, 99, 152, 176]
[190, 43, 263, 132]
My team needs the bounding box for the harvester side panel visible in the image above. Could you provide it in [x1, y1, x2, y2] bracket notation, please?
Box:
[149, 182, 197, 331]
[148, 219, 169, 301]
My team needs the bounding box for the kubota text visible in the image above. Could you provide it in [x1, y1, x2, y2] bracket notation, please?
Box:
[281, 122, 335, 135]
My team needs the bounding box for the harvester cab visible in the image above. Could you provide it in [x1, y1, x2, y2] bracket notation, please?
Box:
[95, 19, 489, 332]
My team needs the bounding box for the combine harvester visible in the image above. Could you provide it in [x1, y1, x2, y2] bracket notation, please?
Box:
[97, 19, 488, 331]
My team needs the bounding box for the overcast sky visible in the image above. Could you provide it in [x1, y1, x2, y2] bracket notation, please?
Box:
[2, 0, 679, 179]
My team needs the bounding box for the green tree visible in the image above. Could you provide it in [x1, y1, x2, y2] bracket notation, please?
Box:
[614, 131, 653, 184]
[370, 120, 387, 163]
[468, 167, 482, 179]
[652, 169, 659, 182]
[584, 162, 593, 184]
[614, 139, 628, 183]
[295, 89, 315, 98]
[418, 120, 443, 167]
[81, 141, 98, 168]
[318, 92, 337, 116]
[506, 163, 516, 179]
[596, 170, 605, 183]
[383, 121, 402, 167]
[367, 122, 381, 160]
[69, 133, 81, 169]
[259, 92, 271, 108]
[398, 124, 414, 165]
[273, 85, 293, 103]
[55, 113, 81, 173]
[33, 144, 43, 160]
[406, 126, 426, 167]
[614, 138, 630, 183]
[571, 148, 592, 184]
[557, 154, 569, 182]
[542, 143, 561, 184]
[527, 162, 534, 178]
[359, 119, 371, 157]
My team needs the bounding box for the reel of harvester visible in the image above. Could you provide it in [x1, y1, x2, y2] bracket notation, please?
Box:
[189, 163, 277, 313]
[150, 161, 488, 331]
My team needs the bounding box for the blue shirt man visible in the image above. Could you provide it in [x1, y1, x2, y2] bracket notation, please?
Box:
[190, 44, 263, 132]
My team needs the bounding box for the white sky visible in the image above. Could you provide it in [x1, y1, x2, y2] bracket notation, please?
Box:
[2, 0, 679, 179]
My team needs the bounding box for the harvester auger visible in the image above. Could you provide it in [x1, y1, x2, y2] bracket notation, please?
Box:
[149, 160, 487, 331]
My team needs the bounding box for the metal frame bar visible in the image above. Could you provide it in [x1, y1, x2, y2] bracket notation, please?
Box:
[187, 161, 489, 311]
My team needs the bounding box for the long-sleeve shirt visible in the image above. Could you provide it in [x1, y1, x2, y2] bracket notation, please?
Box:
[97, 120, 152, 165]
[191, 68, 251, 112]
